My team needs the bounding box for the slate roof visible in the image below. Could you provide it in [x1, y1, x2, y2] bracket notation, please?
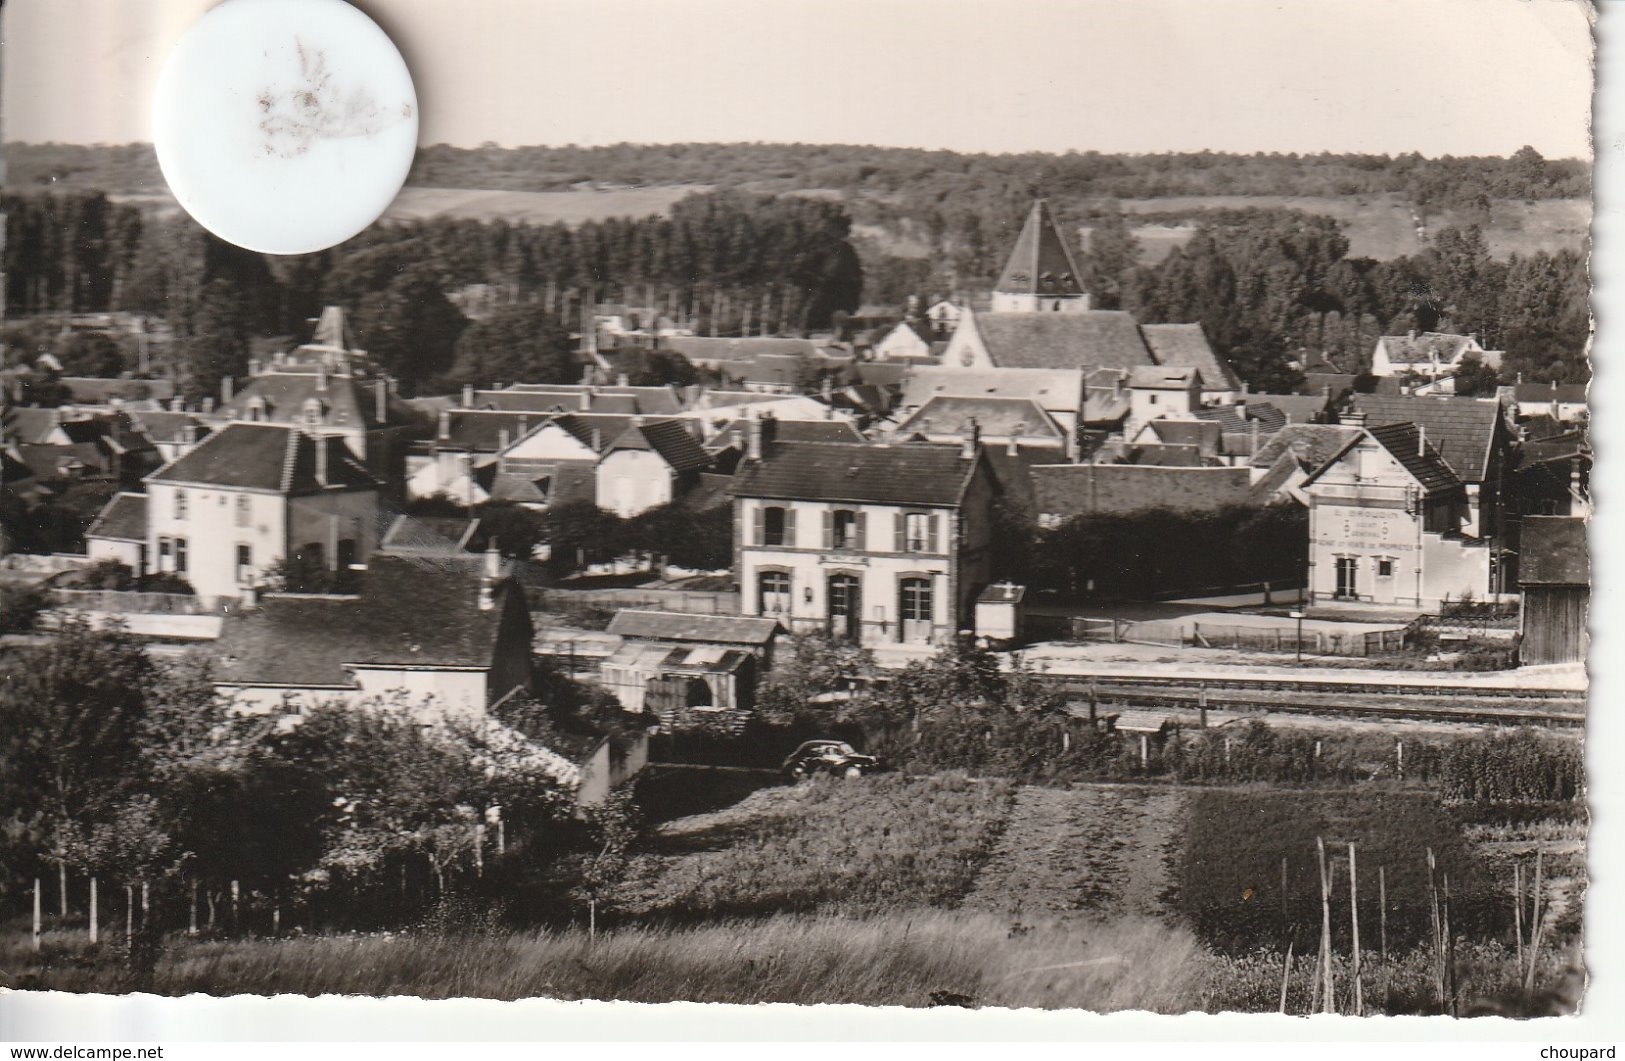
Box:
[1126, 443, 1205, 467]
[129, 410, 210, 445]
[1031, 464, 1253, 519]
[13, 442, 108, 479]
[60, 377, 176, 404]
[214, 554, 521, 687]
[1250, 424, 1364, 471]
[1194, 402, 1288, 436]
[1366, 423, 1462, 497]
[604, 419, 711, 472]
[894, 396, 1064, 441]
[1513, 382, 1588, 405]
[85, 491, 148, 541]
[379, 514, 480, 555]
[439, 410, 557, 452]
[1303, 372, 1357, 399]
[2, 407, 60, 445]
[219, 371, 410, 429]
[855, 362, 908, 388]
[147, 423, 379, 494]
[994, 200, 1086, 298]
[731, 440, 981, 507]
[1248, 450, 1305, 504]
[974, 311, 1155, 372]
[1351, 394, 1505, 483]
[605, 609, 782, 646]
[1519, 516, 1589, 586]
[1141, 324, 1240, 392]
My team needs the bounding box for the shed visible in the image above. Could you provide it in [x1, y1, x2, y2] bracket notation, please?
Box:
[974, 582, 1026, 643]
[1518, 516, 1589, 665]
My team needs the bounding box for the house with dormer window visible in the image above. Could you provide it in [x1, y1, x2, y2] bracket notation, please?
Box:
[730, 423, 994, 646]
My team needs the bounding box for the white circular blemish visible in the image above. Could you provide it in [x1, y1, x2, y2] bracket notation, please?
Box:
[153, 0, 418, 255]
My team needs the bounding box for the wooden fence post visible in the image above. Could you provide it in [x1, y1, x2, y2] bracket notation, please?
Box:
[126, 884, 134, 946]
[33, 878, 41, 952]
[1379, 866, 1387, 961]
[189, 879, 199, 937]
[59, 861, 68, 918]
[1349, 843, 1363, 1016]
[1278, 941, 1294, 1015]
[1317, 837, 1335, 1013]
[231, 880, 240, 931]
[89, 877, 98, 944]
[1514, 862, 1524, 968]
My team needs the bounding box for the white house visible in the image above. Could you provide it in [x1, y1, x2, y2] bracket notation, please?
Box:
[871, 321, 935, 362]
[143, 423, 382, 601]
[1123, 365, 1203, 441]
[1370, 331, 1503, 379]
[730, 425, 995, 647]
[595, 417, 712, 517]
[1301, 422, 1492, 608]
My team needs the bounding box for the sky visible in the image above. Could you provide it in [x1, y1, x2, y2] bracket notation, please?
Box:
[0, 0, 1596, 158]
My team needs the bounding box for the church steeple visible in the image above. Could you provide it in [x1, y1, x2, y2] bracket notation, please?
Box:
[992, 199, 1090, 313]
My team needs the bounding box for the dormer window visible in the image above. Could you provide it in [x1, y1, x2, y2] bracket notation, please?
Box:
[302, 398, 325, 429]
[246, 396, 267, 422]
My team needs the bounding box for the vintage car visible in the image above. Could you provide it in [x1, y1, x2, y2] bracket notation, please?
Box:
[780, 739, 881, 781]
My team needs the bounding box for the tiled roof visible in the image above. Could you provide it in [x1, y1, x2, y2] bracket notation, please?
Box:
[704, 418, 864, 451]
[60, 377, 176, 404]
[440, 410, 555, 452]
[1141, 324, 1240, 392]
[1250, 424, 1363, 470]
[1366, 423, 1461, 496]
[1248, 450, 1304, 504]
[1193, 402, 1287, 436]
[1144, 419, 1221, 454]
[975, 311, 1154, 372]
[855, 362, 907, 388]
[214, 554, 521, 686]
[86, 491, 148, 541]
[1250, 393, 1330, 425]
[731, 440, 981, 507]
[13, 442, 108, 479]
[1351, 394, 1505, 483]
[1519, 516, 1589, 586]
[1303, 372, 1357, 398]
[660, 336, 820, 362]
[994, 200, 1087, 298]
[148, 423, 379, 494]
[1031, 463, 1252, 519]
[2, 407, 60, 445]
[1126, 443, 1205, 467]
[129, 410, 210, 445]
[379, 514, 479, 555]
[1513, 382, 1588, 405]
[901, 366, 1083, 413]
[605, 609, 782, 646]
[894, 396, 1063, 441]
[1129, 365, 1200, 390]
[1379, 332, 1478, 363]
[604, 419, 711, 472]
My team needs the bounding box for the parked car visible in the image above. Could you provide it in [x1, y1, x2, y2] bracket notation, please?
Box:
[781, 739, 881, 781]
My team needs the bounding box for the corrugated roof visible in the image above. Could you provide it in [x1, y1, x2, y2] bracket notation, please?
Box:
[1351, 394, 1506, 483]
[1520, 516, 1589, 586]
[1141, 324, 1240, 393]
[86, 491, 148, 541]
[974, 311, 1154, 372]
[605, 609, 782, 646]
[148, 423, 379, 494]
[731, 440, 981, 507]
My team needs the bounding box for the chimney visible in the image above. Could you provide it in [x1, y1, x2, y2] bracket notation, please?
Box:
[248, 358, 262, 377]
[591, 427, 603, 452]
[316, 367, 328, 392]
[221, 376, 234, 403]
[461, 384, 474, 409]
[579, 389, 593, 412]
[498, 428, 510, 453]
[617, 373, 630, 388]
[746, 416, 764, 462]
[760, 413, 777, 447]
[437, 409, 451, 441]
[960, 418, 979, 460]
[1241, 380, 1250, 396]
[375, 379, 387, 422]
[1407, 329, 1417, 341]
[518, 415, 529, 438]
[315, 436, 329, 486]
[182, 424, 199, 449]
[1250, 417, 1260, 454]
[201, 397, 215, 415]
[1417, 425, 1426, 458]
[479, 541, 505, 611]
[1340, 410, 1367, 428]
[730, 428, 745, 452]
[1006, 434, 1019, 457]
[170, 396, 184, 412]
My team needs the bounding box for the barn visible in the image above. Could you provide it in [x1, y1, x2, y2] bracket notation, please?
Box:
[1518, 516, 1589, 665]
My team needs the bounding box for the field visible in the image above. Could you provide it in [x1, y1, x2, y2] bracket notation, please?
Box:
[0, 774, 1583, 1012]
[1114, 193, 1591, 261]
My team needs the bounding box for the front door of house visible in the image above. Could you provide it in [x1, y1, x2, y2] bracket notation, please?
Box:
[827, 573, 861, 640]
[1334, 557, 1358, 599]
[900, 577, 933, 643]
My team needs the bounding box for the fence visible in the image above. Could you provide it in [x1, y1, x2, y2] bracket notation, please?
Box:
[1070, 616, 1403, 657]
[49, 589, 217, 615]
